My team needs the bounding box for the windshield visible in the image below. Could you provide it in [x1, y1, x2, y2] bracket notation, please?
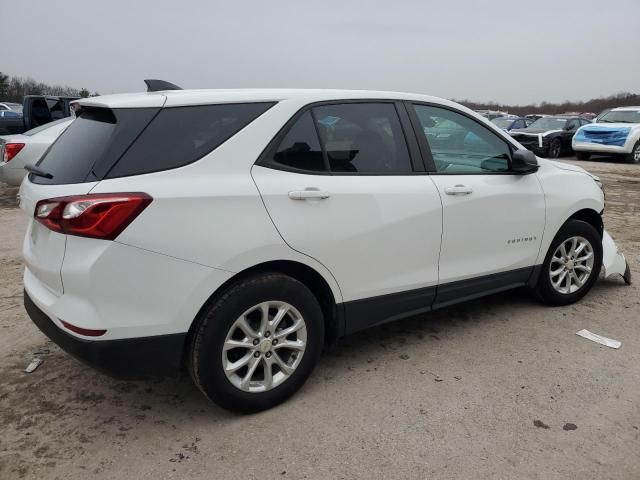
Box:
[23, 118, 72, 136]
[528, 117, 567, 130]
[491, 118, 514, 128]
[598, 110, 640, 124]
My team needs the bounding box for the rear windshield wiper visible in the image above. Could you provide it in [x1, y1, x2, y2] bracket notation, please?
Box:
[24, 164, 54, 179]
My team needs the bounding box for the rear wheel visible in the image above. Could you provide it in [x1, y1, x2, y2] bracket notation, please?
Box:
[576, 152, 591, 161]
[533, 219, 602, 306]
[189, 273, 324, 413]
[547, 138, 562, 158]
[624, 140, 640, 164]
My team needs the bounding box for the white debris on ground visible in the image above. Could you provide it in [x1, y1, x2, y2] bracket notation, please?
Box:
[24, 357, 43, 373]
[576, 329, 622, 349]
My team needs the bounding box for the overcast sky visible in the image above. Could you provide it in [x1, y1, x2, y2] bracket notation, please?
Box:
[2, 0, 639, 104]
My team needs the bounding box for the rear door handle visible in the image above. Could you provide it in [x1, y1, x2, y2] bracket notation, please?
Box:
[444, 184, 473, 196]
[288, 189, 331, 200]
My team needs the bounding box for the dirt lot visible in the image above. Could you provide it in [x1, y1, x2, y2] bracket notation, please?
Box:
[1, 157, 639, 480]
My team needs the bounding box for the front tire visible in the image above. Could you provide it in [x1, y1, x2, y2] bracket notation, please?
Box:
[624, 140, 640, 164]
[547, 138, 563, 158]
[189, 273, 324, 413]
[576, 152, 591, 161]
[533, 219, 602, 306]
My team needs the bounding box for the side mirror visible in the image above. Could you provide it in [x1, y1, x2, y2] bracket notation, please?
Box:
[511, 149, 539, 173]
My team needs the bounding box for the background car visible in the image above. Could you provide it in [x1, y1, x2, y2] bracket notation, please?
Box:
[0, 102, 23, 112]
[475, 109, 508, 120]
[491, 116, 528, 131]
[509, 115, 591, 158]
[0, 95, 77, 135]
[573, 106, 640, 163]
[0, 117, 73, 186]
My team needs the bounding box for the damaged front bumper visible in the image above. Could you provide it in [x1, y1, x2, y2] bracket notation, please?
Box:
[602, 230, 631, 284]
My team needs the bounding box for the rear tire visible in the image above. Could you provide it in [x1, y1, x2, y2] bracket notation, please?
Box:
[189, 273, 324, 413]
[576, 152, 591, 161]
[624, 140, 640, 164]
[532, 219, 602, 306]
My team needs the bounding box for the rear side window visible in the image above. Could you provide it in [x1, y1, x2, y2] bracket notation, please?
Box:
[313, 103, 412, 173]
[272, 111, 325, 172]
[264, 102, 413, 174]
[107, 103, 274, 178]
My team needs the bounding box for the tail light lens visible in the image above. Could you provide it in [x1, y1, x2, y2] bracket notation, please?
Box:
[34, 193, 152, 240]
[3, 143, 25, 163]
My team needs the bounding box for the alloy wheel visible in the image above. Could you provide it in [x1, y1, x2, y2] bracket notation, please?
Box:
[549, 236, 595, 294]
[222, 301, 307, 393]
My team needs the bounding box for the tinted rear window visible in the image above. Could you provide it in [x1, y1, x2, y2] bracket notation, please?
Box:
[33, 107, 158, 185]
[33, 102, 274, 184]
[107, 103, 275, 178]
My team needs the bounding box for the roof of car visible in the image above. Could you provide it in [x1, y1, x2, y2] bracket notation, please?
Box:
[611, 106, 640, 111]
[74, 88, 454, 110]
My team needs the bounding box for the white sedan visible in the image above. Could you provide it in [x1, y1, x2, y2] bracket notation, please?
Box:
[0, 117, 73, 186]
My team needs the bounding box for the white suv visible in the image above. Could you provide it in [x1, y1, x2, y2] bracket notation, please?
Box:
[20, 86, 630, 412]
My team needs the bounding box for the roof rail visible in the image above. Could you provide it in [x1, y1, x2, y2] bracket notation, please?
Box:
[144, 79, 183, 92]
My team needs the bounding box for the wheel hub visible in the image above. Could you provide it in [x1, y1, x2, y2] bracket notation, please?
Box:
[258, 338, 272, 353]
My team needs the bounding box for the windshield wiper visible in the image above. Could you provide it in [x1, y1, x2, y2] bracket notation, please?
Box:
[24, 164, 53, 179]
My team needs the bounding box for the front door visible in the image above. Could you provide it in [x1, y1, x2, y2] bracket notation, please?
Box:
[408, 103, 546, 305]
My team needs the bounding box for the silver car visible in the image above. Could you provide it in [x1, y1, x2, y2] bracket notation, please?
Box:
[0, 117, 73, 186]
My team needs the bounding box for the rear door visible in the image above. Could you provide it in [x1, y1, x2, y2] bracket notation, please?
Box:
[252, 101, 443, 332]
[408, 103, 545, 304]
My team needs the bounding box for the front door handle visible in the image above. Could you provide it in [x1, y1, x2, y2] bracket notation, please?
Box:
[288, 189, 331, 200]
[444, 184, 473, 196]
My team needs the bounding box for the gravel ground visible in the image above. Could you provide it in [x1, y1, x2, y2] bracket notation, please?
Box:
[1, 156, 639, 480]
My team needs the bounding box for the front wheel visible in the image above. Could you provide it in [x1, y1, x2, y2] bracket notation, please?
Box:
[532, 219, 602, 306]
[189, 273, 324, 413]
[547, 138, 562, 158]
[624, 140, 640, 164]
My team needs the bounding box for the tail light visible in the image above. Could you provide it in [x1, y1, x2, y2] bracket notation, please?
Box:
[34, 193, 152, 240]
[3, 143, 25, 163]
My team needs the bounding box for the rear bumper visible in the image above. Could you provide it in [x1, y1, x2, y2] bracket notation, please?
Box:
[0, 164, 25, 186]
[24, 290, 186, 378]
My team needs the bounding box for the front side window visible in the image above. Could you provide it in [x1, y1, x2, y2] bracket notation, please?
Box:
[412, 104, 511, 174]
[313, 103, 412, 173]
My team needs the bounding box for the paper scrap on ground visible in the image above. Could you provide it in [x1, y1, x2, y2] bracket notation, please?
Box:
[576, 329, 621, 349]
[25, 357, 43, 373]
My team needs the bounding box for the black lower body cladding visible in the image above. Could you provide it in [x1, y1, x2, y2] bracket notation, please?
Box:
[24, 291, 186, 378]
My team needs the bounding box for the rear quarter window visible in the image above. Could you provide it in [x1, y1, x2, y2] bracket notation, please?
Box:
[106, 103, 275, 178]
[32, 102, 275, 184]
